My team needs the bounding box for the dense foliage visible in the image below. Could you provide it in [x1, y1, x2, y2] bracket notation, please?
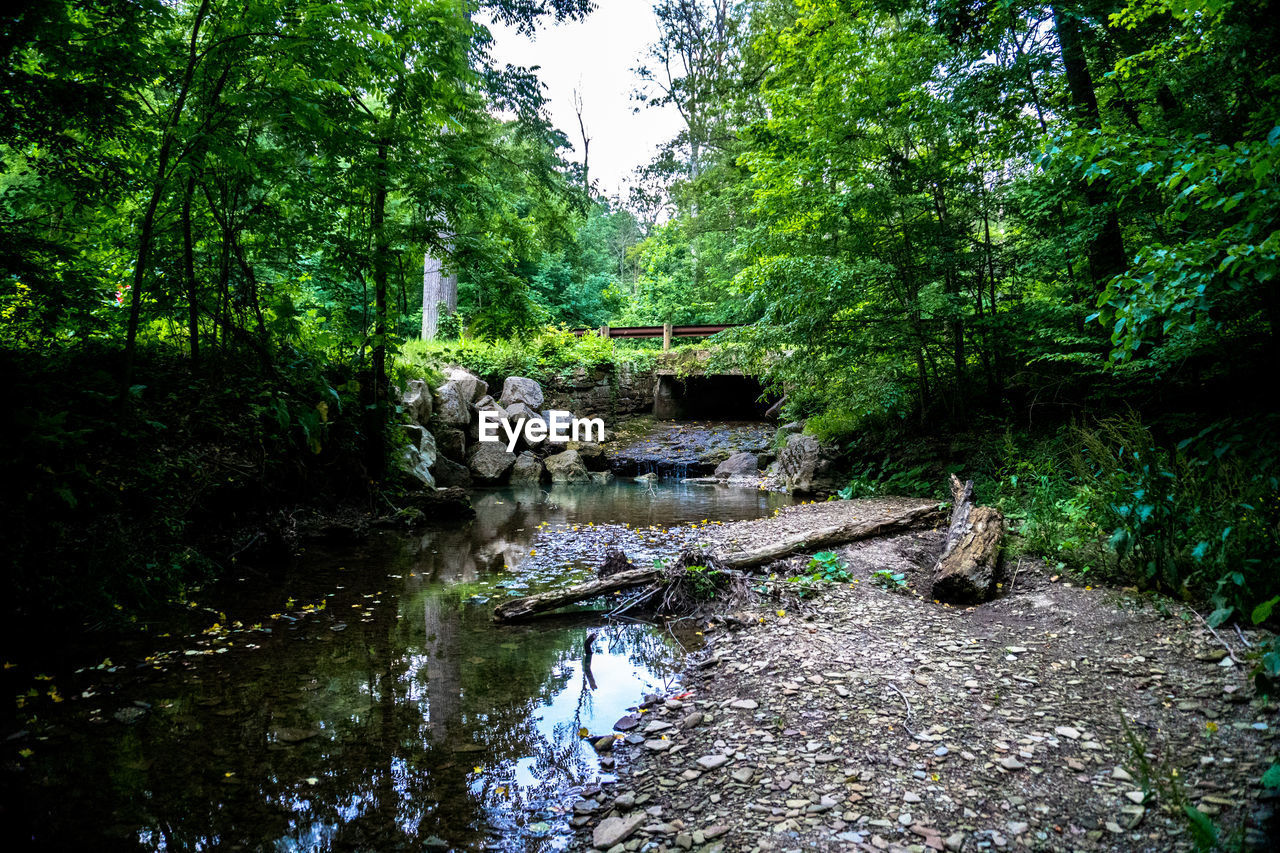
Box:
[3, 0, 1278, 631]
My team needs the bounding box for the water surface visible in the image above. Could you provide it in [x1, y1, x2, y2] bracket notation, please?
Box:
[14, 481, 793, 851]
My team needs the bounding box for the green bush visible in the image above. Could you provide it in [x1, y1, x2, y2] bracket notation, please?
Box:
[395, 326, 658, 383]
[1068, 415, 1280, 619]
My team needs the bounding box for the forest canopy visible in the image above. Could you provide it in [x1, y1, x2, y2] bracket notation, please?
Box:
[2, 0, 1278, 628]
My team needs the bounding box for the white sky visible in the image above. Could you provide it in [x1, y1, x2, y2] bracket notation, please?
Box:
[484, 0, 684, 199]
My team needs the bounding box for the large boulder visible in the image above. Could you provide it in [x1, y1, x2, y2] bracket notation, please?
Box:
[401, 379, 433, 425]
[509, 451, 544, 484]
[715, 451, 758, 478]
[433, 381, 471, 426]
[499, 376, 544, 410]
[544, 448, 590, 483]
[398, 424, 438, 487]
[467, 441, 516, 483]
[776, 434, 841, 494]
[432, 456, 472, 488]
[403, 424, 438, 468]
[445, 367, 488, 404]
[434, 427, 466, 462]
[504, 401, 537, 428]
[468, 395, 509, 442]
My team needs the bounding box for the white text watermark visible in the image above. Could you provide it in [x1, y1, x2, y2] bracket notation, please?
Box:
[477, 409, 604, 452]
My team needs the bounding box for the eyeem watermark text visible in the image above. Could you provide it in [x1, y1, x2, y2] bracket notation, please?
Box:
[478, 410, 604, 452]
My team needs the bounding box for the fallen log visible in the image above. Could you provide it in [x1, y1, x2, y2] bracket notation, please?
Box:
[493, 567, 661, 622]
[494, 502, 942, 622]
[930, 474, 1004, 603]
[715, 502, 943, 570]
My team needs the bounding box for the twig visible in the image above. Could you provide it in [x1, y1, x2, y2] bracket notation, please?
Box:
[609, 585, 661, 618]
[1235, 623, 1254, 649]
[1009, 557, 1023, 592]
[885, 681, 917, 737]
[1192, 609, 1241, 664]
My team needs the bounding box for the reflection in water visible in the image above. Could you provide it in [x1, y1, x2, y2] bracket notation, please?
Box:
[14, 482, 792, 851]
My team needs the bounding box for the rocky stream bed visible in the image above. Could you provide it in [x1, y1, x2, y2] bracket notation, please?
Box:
[564, 502, 1278, 853]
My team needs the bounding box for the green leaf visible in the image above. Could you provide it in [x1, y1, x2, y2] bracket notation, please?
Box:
[1182, 804, 1218, 849]
[1207, 606, 1233, 627]
[1252, 597, 1279, 625]
[1262, 763, 1280, 789]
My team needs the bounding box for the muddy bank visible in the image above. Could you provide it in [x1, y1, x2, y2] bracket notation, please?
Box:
[571, 501, 1277, 852]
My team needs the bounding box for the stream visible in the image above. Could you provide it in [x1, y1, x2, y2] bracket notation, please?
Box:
[14, 480, 794, 851]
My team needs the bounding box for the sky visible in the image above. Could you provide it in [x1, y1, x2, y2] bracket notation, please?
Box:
[485, 0, 684, 200]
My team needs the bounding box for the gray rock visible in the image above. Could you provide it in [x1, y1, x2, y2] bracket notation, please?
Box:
[399, 425, 438, 487]
[467, 396, 508, 442]
[696, 754, 730, 770]
[500, 376, 544, 410]
[504, 401, 537, 428]
[434, 427, 466, 462]
[729, 699, 758, 710]
[589, 470, 614, 484]
[431, 456, 471, 488]
[467, 442, 516, 483]
[444, 367, 487, 404]
[509, 452, 543, 484]
[401, 378, 433, 424]
[545, 449, 590, 483]
[399, 444, 435, 488]
[776, 433, 841, 494]
[593, 814, 645, 849]
[403, 424, 438, 467]
[433, 380, 472, 426]
[715, 452, 758, 478]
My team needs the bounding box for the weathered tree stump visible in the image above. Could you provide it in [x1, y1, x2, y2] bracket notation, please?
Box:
[930, 474, 1004, 603]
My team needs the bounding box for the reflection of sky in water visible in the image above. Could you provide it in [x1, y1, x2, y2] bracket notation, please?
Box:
[32, 482, 792, 852]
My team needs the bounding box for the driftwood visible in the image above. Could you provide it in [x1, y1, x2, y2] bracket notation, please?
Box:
[930, 474, 1004, 603]
[493, 502, 942, 622]
[493, 567, 661, 621]
[715, 502, 943, 570]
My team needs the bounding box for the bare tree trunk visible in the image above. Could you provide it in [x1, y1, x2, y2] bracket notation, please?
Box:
[421, 234, 457, 339]
[181, 173, 200, 366]
[122, 0, 211, 389]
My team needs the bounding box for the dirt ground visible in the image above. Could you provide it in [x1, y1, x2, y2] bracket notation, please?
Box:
[571, 499, 1279, 852]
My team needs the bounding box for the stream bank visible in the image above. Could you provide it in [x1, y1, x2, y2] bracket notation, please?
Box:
[569, 501, 1278, 853]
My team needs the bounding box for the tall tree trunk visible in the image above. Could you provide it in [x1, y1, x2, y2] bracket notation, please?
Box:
[122, 0, 211, 389]
[369, 138, 390, 479]
[181, 174, 200, 366]
[1051, 4, 1127, 284]
[421, 234, 457, 339]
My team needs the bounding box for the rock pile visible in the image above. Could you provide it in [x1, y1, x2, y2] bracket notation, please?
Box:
[397, 369, 611, 487]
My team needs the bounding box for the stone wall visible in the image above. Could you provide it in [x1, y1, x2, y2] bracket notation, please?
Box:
[538, 364, 656, 419]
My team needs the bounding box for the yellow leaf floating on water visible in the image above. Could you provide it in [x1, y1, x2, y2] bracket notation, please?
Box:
[495, 786, 507, 795]
[473, 766, 483, 774]
[776, 610, 786, 618]
[578, 727, 589, 738]
[19, 748, 33, 758]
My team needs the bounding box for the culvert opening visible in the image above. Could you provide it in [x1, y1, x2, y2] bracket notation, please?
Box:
[653, 374, 775, 420]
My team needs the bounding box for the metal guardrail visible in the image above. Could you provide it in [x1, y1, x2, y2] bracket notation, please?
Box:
[571, 323, 740, 350]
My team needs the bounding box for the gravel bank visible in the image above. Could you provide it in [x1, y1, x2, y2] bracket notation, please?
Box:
[571, 501, 1278, 852]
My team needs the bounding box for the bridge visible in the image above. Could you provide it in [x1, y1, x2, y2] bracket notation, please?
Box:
[572, 322, 741, 351]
